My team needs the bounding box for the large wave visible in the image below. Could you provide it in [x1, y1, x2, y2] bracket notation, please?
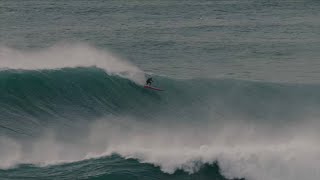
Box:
[1, 45, 320, 180]
[0, 43, 145, 84]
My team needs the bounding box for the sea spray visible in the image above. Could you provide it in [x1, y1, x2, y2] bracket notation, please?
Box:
[1, 66, 320, 179]
[0, 43, 145, 84]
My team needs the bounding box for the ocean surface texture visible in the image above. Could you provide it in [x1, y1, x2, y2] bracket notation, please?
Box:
[1, 0, 320, 180]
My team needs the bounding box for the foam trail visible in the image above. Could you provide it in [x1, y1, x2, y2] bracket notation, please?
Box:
[0, 43, 145, 84]
[1, 117, 320, 180]
[91, 119, 320, 180]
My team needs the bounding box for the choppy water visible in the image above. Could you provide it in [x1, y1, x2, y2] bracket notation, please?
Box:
[1, 0, 320, 180]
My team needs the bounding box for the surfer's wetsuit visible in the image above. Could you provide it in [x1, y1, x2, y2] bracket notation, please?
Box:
[146, 78, 153, 86]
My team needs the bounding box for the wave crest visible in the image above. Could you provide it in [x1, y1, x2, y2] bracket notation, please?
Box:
[0, 43, 145, 84]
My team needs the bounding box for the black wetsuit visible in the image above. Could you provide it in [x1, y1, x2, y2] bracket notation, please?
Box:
[146, 78, 153, 86]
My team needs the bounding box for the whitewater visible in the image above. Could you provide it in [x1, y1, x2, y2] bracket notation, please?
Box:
[0, 44, 320, 180]
[1, 0, 320, 180]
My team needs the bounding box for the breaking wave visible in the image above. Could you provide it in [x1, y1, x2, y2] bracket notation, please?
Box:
[1, 45, 320, 180]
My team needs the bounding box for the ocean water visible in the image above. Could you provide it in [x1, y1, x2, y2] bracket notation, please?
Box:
[1, 0, 320, 180]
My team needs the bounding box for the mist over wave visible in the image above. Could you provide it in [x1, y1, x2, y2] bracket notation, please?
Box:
[0, 45, 320, 180]
[0, 43, 145, 84]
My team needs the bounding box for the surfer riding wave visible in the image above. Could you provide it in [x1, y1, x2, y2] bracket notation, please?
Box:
[146, 77, 153, 86]
[144, 77, 163, 91]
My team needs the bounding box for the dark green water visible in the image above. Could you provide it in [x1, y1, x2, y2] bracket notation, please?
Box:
[1, 0, 320, 180]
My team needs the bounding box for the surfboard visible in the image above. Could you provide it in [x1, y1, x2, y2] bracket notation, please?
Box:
[144, 85, 164, 91]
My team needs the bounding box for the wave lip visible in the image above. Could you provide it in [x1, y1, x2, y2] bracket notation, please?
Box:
[0, 43, 145, 84]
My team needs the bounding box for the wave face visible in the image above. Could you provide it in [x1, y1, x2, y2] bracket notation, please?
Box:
[0, 155, 235, 180]
[0, 66, 320, 180]
[0, 46, 320, 180]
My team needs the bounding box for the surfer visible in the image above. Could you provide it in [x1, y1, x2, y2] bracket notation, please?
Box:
[146, 77, 153, 86]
